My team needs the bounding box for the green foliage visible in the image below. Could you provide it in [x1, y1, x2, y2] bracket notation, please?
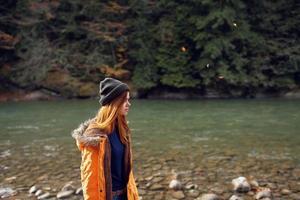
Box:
[1, 0, 299, 96]
[129, 0, 299, 96]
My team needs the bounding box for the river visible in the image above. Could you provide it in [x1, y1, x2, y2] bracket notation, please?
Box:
[0, 99, 299, 199]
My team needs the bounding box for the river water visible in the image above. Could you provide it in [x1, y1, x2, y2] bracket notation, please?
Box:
[0, 99, 299, 199]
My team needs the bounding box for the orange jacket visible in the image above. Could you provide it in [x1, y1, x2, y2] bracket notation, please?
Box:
[72, 118, 139, 200]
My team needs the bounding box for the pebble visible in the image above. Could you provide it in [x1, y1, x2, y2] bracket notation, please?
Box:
[5, 176, 17, 183]
[75, 187, 82, 195]
[56, 190, 74, 199]
[145, 176, 153, 181]
[138, 189, 146, 195]
[171, 190, 185, 199]
[37, 192, 51, 199]
[250, 180, 259, 188]
[266, 182, 277, 190]
[152, 164, 162, 170]
[61, 182, 75, 191]
[281, 188, 291, 195]
[198, 193, 219, 200]
[150, 183, 164, 190]
[152, 177, 164, 183]
[154, 192, 164, 200]
[29, 185, 38, 194]
[210, 186, 224, 195]
[35, 189, 43, 196]
[169, 180, 182, 190]
[0, 187, 16, 198]
[145, 182, 152, 188]
[187, 189, 200, 198]
[229, 194, 243, 200]
[290, 193, 300, 200]
[232, 177, 251, 193]
[255, 188, 271, 199]
[42, 186, 51, 191]
[185, 184, 198, 190]
[289, 181, 300, 192]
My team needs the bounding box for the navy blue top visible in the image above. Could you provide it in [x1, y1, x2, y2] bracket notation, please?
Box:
[108, 126, 126, 191]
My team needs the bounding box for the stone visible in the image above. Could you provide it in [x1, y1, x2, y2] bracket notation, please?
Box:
[56, 190, 74, 199]
[154, 191, 164, 200]
[187, 189, 200, 198]
[152, 164, 162, 171]
[29, 185, 38, 194]
[250, 180, 259, 188]
[35, 189, 43, 196]
[185, 184, 198, 190]
[198, 193, 219, 200]
[255, 188, 271, 199]
[171, 191, 185, 199]
[75, 187, 82, 195]
[42, 186, 51, 191]
[169, 180, 182, 190]
[152, 177, 164, 183]
[145, 182, 152, 188]
[266, 183, 277, 190]
[289, 181, 300, 192]
[210, 187, 224, 195]
[145, 176, 153, 181]
[232, 177, 251, 193]
[0, 187, 16, 198]
[138, 189, 146, 195]
[37, 174, 49, 181]
[229, 194, 243, 200]
[281, 189, 291, 195]
[37, 192, 51, 199]
[150, 183, 164, 190]
[290, 193, 300, 200]
[61, 182, 75, 191]
[5, 176, 16, 183]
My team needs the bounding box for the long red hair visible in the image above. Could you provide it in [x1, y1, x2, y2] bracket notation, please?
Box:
[87, 91, 130, 144]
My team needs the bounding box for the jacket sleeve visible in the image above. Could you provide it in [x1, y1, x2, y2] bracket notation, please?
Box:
[80, 145, 100, 200]
[79, 128, 103, 200]
[127, 135, 139, 200]
[127, 170, 139, 200]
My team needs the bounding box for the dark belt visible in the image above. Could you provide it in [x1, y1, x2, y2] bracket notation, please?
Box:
[112, 187, 127, 196]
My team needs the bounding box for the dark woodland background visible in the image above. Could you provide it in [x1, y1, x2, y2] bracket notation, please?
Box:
[1, 0, 299, 100]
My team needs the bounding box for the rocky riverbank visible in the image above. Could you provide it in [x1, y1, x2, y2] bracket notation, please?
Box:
[1, 154, 299, 200]
[3, 174, 298, 200]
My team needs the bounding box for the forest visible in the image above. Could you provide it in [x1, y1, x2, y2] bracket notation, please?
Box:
[1, 0, 299, 99]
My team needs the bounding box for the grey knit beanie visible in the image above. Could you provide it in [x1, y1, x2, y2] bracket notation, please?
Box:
[99, 78, 129, 106]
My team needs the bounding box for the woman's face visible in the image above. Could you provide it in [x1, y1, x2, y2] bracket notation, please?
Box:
[120, 92, 131, 116]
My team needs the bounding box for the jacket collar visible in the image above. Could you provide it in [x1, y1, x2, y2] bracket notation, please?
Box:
[71, 118, 107, 147]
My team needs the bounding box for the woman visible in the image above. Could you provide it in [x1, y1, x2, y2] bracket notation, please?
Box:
[72, 78, 139, 200]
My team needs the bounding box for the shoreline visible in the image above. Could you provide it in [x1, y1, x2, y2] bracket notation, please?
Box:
[0, 88, 300, 102]
[1, 158, 299, 200]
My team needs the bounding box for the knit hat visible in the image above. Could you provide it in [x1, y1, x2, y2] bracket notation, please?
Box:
[99, 78, 129, 106]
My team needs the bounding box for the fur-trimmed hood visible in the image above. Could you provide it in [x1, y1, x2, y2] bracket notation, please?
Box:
[71, 118, 106, 149]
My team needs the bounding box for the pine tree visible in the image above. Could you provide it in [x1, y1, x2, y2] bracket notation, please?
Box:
[128, 0, 160, 91]
[245, 0, 300, 91]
